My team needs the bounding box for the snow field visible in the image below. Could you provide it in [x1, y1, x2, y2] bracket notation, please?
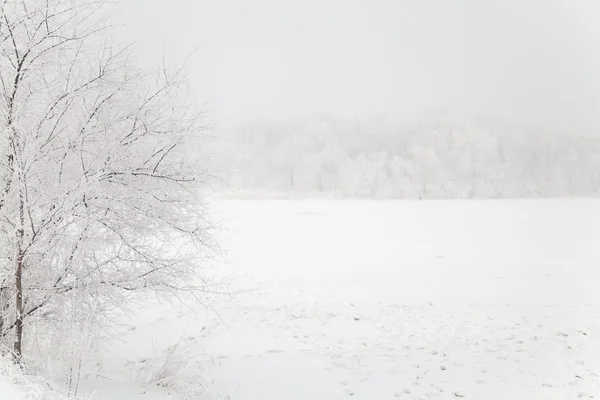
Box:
[7, 199, 598, 400]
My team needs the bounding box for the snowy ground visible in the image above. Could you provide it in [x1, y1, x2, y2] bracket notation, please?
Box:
[10, 199, 600, 399]
[0, 379, 25, 400]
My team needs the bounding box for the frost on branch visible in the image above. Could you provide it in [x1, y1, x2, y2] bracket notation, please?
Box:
[0, 0, 218, 360]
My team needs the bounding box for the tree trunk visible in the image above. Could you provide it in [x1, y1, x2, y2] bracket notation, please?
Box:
[13, 178, 25, 361]
[0, 286, 6, 339]
[13, 248, 23, 360]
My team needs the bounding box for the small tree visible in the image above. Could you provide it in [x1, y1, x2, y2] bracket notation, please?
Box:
[0, 0, 217, 361]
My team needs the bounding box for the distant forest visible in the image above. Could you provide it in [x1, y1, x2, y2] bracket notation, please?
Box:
[213, 115, 600, 198]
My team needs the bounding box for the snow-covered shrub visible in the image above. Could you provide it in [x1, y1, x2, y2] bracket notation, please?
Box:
[0, 348, 88, 399]
[130, 340, 209, 400]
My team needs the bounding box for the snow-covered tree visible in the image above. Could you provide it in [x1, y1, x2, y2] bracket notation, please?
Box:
[217, 113, 600, 199]
[0, 0, 216, 360]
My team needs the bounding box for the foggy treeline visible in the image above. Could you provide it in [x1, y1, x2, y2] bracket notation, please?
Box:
[216, 115, 600, 199]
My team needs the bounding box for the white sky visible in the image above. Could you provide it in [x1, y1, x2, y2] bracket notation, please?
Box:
[120, 0, 600, 134]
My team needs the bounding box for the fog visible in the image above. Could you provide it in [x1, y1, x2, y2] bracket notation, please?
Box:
[118, 1, 600, 199]
[2, 2, 599, 398]
[123, 0, 600, 134]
